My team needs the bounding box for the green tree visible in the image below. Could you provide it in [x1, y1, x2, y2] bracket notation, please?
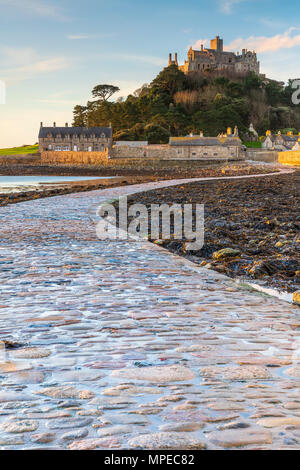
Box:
[144, 124, 170, 144]
[92, 84, 120, 102]
[151, 65, 188, 101]
[73, 105, 87, 126]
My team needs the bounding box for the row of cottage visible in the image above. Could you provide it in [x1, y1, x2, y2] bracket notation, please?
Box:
[38, 123, 245, 161]
[262, 130, 300, 151]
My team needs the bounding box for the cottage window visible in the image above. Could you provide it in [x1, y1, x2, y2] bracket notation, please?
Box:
[63, 146, 70, 151]
[55, 146, 61, 151]
[48, 144, 52, 150]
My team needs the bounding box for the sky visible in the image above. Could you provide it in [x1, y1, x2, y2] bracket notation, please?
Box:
[1, 0, 300, 147]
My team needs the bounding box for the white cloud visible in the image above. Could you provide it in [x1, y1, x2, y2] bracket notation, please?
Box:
[67, 33, 115, 40]
[192, 38, 210, 50]
[0, 46, 37, 66]
[35, 98, 81, 105]
[219, 0, 246, 14]
[0, 46, 71, 81]
[96, 53, 165, 67]
[226, 27, 300, 53]
[1, 57, 71, 82]
[0, 0, 67, 20]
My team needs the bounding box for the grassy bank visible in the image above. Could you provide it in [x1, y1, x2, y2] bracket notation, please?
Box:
[0, 145, 39, 156]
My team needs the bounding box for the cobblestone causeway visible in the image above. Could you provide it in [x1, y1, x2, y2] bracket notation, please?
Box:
[0, 174, 299, 450]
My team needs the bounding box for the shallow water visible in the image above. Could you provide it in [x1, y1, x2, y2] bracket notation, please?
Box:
[0, 175, 116, 186]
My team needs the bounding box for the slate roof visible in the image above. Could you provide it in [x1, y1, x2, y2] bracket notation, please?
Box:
[169, 137, 241, 147]
[264, 134, 298, 143]
[39, 127, 112, 139]
[281, 135, 298, 142]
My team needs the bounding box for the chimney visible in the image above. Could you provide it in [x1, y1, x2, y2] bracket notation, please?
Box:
[201, 44, 204, 51]
[65, 122, 68, 127]
[200, 131, 204, 137]
[169, 53, 172, 66]
[53, 122, 56, 128]
[175, 53, 178, 65]
[40, 122, 43, 127]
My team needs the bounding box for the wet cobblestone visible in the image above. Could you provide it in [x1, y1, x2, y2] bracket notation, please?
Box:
[0, 176, 299, 450]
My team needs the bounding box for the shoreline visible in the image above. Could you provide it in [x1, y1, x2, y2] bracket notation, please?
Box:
[0, 162, 279, 207]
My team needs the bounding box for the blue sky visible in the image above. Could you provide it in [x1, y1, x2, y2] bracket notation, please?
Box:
[1, 0, 300, 147]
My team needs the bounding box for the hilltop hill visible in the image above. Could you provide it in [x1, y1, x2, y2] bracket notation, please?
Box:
[73, 65, 300, 143]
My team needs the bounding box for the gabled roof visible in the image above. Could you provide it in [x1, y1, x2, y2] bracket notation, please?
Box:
[263, 134, 299, 143]
[39, 127, 112, 139]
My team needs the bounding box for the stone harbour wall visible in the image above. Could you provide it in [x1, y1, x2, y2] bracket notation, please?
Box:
[278, 151, 300, 166]
[0, 154, 40, 166]
[246, 149, 278, 163]
[41, 150, 109, 166]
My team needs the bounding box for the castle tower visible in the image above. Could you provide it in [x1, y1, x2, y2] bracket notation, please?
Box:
[168, 53, 178, 67]
[210, 36, 223, 52]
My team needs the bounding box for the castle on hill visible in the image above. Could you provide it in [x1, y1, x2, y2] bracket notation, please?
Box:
[169, 35, 260, 76]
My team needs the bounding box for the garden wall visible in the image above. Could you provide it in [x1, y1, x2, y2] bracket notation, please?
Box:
[41, 150, 109, 166]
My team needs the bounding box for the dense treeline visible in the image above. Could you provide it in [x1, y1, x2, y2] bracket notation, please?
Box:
[73, 65, 300, 143]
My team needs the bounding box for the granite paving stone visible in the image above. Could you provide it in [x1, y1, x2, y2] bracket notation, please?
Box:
[0, 176, 299, 449]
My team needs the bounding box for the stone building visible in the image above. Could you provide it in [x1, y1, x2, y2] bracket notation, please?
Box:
[262, 131, 300, 151]
[39, 123, 112, 153]
[112, 127, 245, 161]
[169, 35, 260, 76]
[169, 127, 244, 160]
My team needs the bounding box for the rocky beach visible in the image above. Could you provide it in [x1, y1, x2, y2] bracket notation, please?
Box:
[126, 169, 299, 294]
[0, 163, 278, 207]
